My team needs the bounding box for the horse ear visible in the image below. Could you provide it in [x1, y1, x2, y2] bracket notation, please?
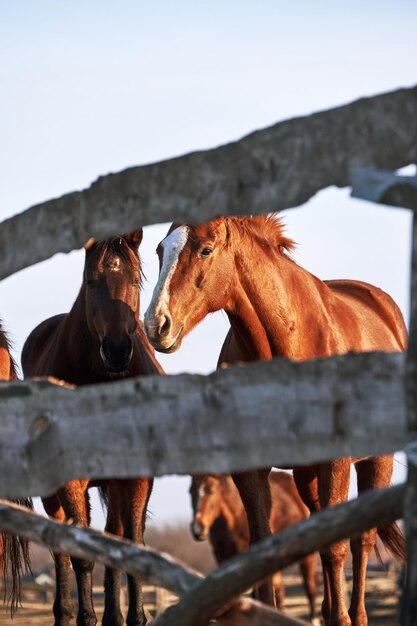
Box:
[84, 238, 95, 250]
[125, 229, 143, 249]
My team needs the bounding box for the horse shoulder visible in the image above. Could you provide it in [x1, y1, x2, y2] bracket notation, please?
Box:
[21, 314, 67, 376]
[133, 325, 164, 375]
[217, 327, 253, 367]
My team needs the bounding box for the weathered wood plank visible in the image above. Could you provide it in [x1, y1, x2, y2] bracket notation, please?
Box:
[0, 351, 406, 499]
[351, 167, 417, 211]
[218, 600, 310, 626]
[0, 484, 404, 626]
[1, 85, 416, 280]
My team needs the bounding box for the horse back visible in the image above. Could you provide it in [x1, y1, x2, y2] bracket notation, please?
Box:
[326, 279, 407, 352]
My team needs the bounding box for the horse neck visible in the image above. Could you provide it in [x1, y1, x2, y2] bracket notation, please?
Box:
[225, 233, 326, 361]
[220, 478, 250, 544]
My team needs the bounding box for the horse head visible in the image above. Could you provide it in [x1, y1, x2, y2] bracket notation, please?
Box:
[83, 229, 143, 374]
[145, 219, 233, 353]
[189, 475, 223, 541]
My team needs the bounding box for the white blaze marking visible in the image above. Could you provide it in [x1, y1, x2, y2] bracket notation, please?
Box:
[109, 256, 121, 272]
[145, 226, 189, 327]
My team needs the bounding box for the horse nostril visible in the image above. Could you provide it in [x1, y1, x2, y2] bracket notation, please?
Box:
[159, 313, 172, 337]
[101, 335, 133, 367]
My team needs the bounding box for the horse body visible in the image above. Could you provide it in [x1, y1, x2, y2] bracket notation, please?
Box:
[190, 471, 317, 619]
[144, 216, 407, 626]
[0, 323, 33, 614]
[22, 231, 162, 626]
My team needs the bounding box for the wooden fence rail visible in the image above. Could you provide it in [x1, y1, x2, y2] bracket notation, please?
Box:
[0, 351, 406, 499]
[0, 85, 416, 280]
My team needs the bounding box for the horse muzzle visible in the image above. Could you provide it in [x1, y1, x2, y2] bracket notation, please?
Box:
[145, 317, 184, 354]
[190, 520, 208, 542]
[100, 335, 133, 373]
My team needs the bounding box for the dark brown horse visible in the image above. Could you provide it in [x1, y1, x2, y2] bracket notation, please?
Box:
[144, 215, 407, 626]
[22, 231, 163, 626]
[0, 322, 33, 614]
[190, 471, 317, 619]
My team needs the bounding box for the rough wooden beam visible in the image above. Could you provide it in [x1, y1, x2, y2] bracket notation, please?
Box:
[0, 351, 406, 499]
[218, 600, 310, 626]
[1, 85, 416, 280]
[351, 168, 417, 211]
[0, 484, 404, 626]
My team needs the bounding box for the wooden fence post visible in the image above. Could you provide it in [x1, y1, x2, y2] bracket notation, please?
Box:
[402, 209, 417, 624]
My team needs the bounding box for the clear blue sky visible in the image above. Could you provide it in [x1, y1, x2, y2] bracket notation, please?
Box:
[0, 1, 416, 525]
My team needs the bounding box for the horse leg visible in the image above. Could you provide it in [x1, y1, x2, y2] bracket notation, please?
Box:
[349, 456, 393, 626]
[42, 495, 75, 626]
[293, 467, 324, 622]
[232, 469, 275, 606]
[272, 571, 284, 609]
[102, 483, 124, 626]
[318, 460, 351, 626]
[122, 478, 153, 626]
[58, 481, 97, 626]
[299, 553, 318, 622]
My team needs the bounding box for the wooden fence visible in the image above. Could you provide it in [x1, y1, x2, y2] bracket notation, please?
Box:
[0, 84, 416, 625]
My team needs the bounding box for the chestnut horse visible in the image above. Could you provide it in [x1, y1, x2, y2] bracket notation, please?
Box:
[0, 322, 33, 614]
[22, 231, 163, 626]
[144, 215, 407, 626]
[190, 471, 317, 620]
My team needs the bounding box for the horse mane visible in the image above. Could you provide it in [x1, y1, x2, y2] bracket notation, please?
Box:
[226, 214, 296, 257]
[94, 238, 145, 288]
[0, 321, 18, 380]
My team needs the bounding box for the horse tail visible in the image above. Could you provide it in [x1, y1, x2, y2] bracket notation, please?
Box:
[377, 521, 406, 562]
[1, 498, 33, 615]
[98, 486, 109, 512]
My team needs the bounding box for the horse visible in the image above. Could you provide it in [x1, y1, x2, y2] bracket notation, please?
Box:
[190, 470, 317, 620]
[0, 322, 33, 614]
[22, 230, 163, 626]
[144, 215, 407, 626]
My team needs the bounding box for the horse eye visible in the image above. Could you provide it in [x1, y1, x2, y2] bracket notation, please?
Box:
[87, 280, 97, 288]
[200, 247, 213, 257]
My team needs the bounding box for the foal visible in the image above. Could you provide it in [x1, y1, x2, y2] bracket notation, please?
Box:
[144, 215, 407, 626]
[190, 471, 317, 620]
[22, 231, 162, 626]
[0, 323, 32, 614]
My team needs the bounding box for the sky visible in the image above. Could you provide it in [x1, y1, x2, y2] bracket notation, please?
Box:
[0, 1, 416, 527]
